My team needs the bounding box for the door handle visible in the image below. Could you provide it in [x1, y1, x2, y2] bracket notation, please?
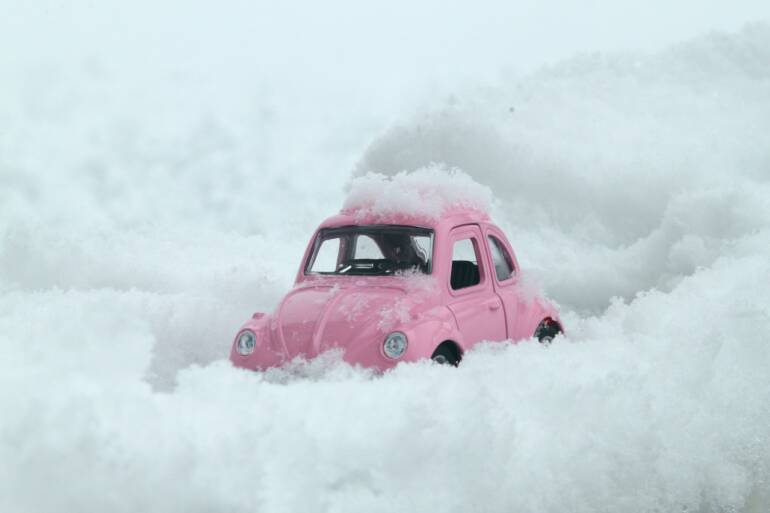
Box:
[488, 301, 501, 311]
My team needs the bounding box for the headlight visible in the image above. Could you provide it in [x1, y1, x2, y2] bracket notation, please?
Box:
[236, 330, 256, 355]
[383, 331, 408, 359]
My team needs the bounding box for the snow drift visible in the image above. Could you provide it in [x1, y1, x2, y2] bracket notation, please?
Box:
[355, 22, 770, 315]
[2, 21, 770, 513]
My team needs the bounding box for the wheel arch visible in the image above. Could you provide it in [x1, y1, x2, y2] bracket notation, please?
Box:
[431, 339, 463, 362]
[534, 317, 563, 339]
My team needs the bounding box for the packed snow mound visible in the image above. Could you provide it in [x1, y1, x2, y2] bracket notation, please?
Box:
[341, 165, 493, 222]
[2, 21, 770, 513]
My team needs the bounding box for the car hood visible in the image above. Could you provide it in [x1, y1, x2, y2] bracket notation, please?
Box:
[274, 278, 437, 359]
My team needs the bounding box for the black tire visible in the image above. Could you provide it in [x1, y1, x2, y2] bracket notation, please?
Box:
[535, 319, 561, 344]
[431, 343, 460, 366]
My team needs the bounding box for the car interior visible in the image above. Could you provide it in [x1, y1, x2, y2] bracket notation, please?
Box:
[450, 237, 482, 290]
[450, 260, 480, 290]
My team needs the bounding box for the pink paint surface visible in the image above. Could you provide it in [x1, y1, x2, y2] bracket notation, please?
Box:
[230, 207, 561, 371]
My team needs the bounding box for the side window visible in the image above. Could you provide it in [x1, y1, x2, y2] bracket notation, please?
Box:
[309, 237, 341, 273]
[450, 238, 481, 290]
[488, 236, 514, 281]
[353, 235, 384, 259]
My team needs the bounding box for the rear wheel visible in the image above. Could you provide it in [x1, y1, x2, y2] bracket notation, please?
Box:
[535, 319, 562, 345]
[431, 343, 460, 366]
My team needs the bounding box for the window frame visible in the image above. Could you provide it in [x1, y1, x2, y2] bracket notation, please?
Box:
[447, 226, 489, 297]
[304, 224, 435, 276]
[487, 235, 516, 283]
[481, 226, 518, 288]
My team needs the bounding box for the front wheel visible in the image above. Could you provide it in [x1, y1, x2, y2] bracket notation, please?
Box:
[431, 343, 460, 366]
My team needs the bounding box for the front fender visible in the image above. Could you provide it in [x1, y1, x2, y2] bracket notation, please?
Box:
[396, 306, 463, 361]
[343, 306, 461, 368]
[229, 313, 286, 370]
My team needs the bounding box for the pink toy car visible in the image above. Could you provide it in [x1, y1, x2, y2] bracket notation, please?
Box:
[230, 206, 562, 370]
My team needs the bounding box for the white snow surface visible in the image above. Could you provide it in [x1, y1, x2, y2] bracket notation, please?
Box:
[2, 15, 770, 513]
[343, 166, 493, 222]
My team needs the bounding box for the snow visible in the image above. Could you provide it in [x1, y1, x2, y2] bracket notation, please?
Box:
[342, 166, 493, 222]
[2, 7, 770, 513]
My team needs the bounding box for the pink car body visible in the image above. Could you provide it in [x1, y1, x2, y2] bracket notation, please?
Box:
[230, 206, 561, 371]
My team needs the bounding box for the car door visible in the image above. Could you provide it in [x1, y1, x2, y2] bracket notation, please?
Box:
[483, 226, 527, 340]
[446, 225, 507, 346]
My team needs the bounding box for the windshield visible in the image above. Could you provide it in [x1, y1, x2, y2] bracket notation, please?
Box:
[305, 225, 434, 276]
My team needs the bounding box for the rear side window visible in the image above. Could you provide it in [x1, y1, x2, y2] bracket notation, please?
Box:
[488, 236, 514, 281]
[451, 238, 481, 290]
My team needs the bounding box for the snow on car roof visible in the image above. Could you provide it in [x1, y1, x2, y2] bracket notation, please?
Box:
[338, 166, 492, 226]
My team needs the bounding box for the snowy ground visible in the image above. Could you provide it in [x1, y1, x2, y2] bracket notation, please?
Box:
[2, 3, 770, 512]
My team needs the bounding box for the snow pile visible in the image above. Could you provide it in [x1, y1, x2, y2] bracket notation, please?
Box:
[2, 15, 770, 513]
[2, 257, 769, 512]
[354, 24, 770, 315]
[342, 165, 493, 222]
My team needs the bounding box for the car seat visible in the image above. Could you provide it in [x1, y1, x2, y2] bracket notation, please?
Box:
[450, 260, 480, 289]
